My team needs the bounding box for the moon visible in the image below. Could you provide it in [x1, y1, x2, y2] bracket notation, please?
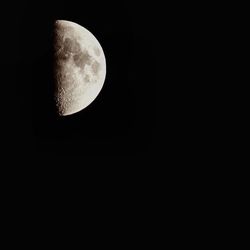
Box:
[53, 20, 106, 116]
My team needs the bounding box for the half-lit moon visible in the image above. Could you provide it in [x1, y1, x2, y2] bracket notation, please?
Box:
[53, 20, 106, 116]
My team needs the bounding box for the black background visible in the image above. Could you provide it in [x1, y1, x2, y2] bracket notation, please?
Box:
[1, 1, 156, 162]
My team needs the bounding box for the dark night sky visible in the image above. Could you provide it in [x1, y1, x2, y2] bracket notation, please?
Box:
[1, 1, 156, 161]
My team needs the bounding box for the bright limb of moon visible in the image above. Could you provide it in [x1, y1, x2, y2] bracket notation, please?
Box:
[54, 20, 106, 116]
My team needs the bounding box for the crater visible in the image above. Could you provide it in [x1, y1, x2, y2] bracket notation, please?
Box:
[92, 61, 100, 74]
[84, 74, 90, 82]
[60, 52, 70, 60]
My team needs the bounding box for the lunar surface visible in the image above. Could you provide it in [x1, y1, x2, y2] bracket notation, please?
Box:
[53, 20, 106, 116]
